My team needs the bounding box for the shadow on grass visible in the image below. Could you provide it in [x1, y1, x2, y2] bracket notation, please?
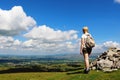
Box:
[0, 68, 42, 74]
[0, 67, 84, 74]
[67, 67, 84, 75]
[67, 70, 84, 75]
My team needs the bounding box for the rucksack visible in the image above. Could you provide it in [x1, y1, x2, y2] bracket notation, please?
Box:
[85, 34, 95, 48]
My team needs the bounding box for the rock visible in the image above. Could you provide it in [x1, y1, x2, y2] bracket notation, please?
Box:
[91, 66, 96, 70]
[103, 68, 113, 72]
[90, 47, 120, 72]
[116, 61, 120, 68]
[113, 54, 120, 57]
[107, 49, 117, 56]
[96, 58, 113, 70]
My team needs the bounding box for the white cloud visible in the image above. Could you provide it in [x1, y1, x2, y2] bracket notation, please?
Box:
[114, 0, 120, 4]
[0, 6, 36, 36]
[92, 41, 120, 54]
[22, 25, 79, 54]
[103, 41, 120, 48]
[24, 25, 78, 42]
[0, 36, 21, 49]
[0, 35, 120, 55]
[0, 6, 79, 54]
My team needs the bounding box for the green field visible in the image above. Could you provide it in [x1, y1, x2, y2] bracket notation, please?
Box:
[0, 70, 120, 80]
[0, 55, 119, 80]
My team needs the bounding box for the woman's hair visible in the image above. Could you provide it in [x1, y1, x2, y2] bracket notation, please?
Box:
[83, 26, 88, 33]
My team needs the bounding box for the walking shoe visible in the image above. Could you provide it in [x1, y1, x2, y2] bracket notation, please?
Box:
[84, 68, 90, 74]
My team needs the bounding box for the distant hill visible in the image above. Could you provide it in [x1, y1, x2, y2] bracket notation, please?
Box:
[0, 53, 99, 61]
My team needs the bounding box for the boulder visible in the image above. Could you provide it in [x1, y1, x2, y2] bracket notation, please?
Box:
[90, 47, 120, 72]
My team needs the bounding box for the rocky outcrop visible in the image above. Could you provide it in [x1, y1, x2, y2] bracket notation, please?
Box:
[90, 47, 120, 72]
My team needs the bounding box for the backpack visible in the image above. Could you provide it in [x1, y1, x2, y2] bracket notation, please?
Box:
[85, 34, 95, 48]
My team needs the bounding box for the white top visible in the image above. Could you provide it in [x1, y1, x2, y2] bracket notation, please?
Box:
[81, 33, 91, 39]
[81, 33, 92, 48]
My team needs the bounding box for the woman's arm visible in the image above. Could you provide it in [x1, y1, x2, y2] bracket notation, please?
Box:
[80, 38, 84, 55]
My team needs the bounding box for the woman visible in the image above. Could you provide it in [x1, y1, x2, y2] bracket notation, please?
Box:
[80, 26, 93, 74]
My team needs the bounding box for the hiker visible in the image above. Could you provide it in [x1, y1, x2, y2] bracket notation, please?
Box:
[80, 26, 95, 74]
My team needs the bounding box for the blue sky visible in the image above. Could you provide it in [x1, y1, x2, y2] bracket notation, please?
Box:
[0, 0, 120, 55]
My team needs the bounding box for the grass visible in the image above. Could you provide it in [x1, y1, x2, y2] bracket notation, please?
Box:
[0, 70, 120, 80]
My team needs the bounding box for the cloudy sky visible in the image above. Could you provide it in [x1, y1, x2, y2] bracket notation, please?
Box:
[0, 0, 120, 55]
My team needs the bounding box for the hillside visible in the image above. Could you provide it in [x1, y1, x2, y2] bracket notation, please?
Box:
[0, 53, 109, 80]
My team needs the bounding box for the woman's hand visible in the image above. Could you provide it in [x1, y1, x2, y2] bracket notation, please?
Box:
[80, 49, 83, 55]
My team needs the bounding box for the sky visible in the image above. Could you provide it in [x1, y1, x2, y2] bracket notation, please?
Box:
[0, 0, 120, 55]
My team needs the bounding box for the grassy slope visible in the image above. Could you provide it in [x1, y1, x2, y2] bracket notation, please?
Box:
[0, 70, 120, 80]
